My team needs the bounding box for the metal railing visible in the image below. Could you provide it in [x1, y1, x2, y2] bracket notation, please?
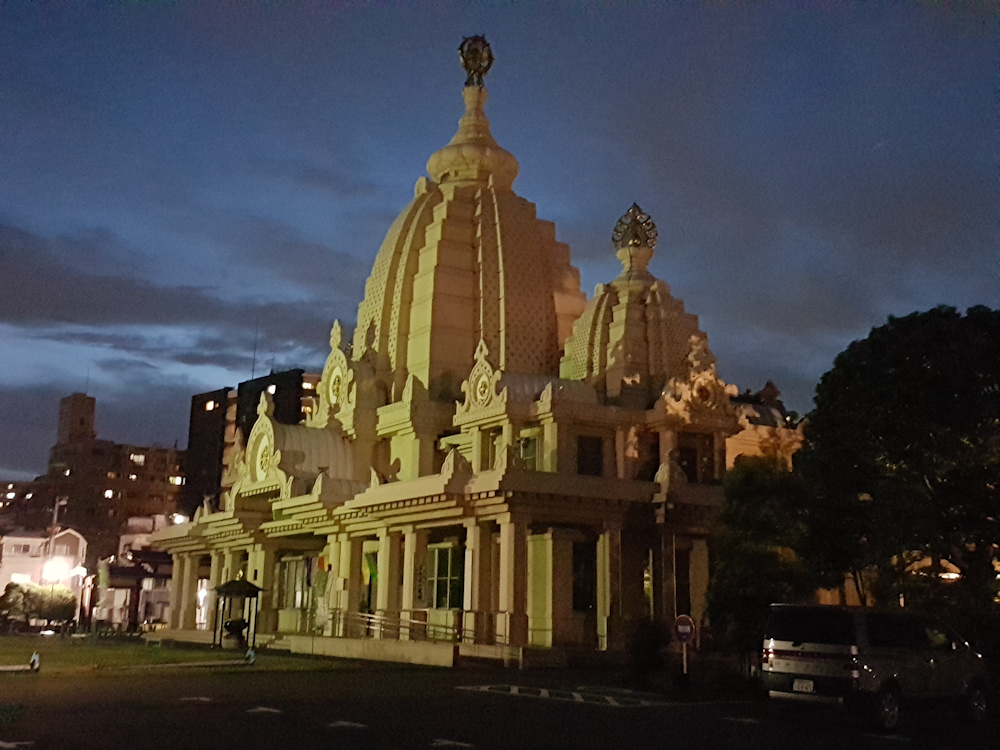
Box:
[326, 610, 509, 646]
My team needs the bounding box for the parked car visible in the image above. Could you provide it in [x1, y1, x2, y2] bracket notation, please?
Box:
[760, 604, 988, 731]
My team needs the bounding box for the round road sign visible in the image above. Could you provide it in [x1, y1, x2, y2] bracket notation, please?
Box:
[673, 614, 696, 644]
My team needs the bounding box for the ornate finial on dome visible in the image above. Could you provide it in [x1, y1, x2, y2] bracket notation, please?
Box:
[426, 37, 518, 189]
[459, 36, 493, 88]
[612, 203, 658, 250]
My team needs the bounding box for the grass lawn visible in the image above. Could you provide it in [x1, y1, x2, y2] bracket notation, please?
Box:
[0, 634, 346, 675]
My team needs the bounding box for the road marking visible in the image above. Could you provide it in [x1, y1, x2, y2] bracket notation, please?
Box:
[430, 741, 474, 748]
[0, 742, 33, 748]
[723, 717, 760, 724]
[858, 734, 910, 743]
[180, 697, 213, 703]
[456, 685, 669, 707]
[328, 721, 367, 729]
[246, 706, 282, 714]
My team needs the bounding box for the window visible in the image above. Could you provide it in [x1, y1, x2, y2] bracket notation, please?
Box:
[169, 476, 184, 486]
[302, 382, 315, 390]
[104, 489, 113, 499]
[677, 432, 715, 484]
[4, 492, 13, 500]
[267, 385, 277, 394]
[9, 544, 30, 555]
[128, 474, 138, 481]
[24, 493, 32, 500]
[426, 546, 464, 609]
[576, 436, 603, 476]
[517, 436, 538, 471]
[130, 453, 145, 466]
[63, 469, 71, 477]
[481, 429, 501, 471]
[204, 401, 216, 411]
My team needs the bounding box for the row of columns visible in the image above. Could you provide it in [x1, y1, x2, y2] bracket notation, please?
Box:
[167, 518, 635, 651]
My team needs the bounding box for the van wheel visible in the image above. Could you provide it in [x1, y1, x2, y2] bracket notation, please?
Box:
[966, 684, 988, 723]
[873, 687, 900, 732]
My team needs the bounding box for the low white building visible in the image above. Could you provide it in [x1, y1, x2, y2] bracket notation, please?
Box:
[0, 528, 89, 619]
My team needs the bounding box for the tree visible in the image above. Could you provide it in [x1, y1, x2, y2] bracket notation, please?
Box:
[707, 456, 815, 668]
[0, 582, 29, 631]
[798, 306, 1000, 639]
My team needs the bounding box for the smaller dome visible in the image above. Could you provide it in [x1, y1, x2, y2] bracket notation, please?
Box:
[426, 86, 519, 190]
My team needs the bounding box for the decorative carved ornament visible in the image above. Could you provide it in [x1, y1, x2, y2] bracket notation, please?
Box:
[458, 339, 505, 414]
[459, 35, 493, 88]
[612, 203, 658, 250]
[311, 319, 355, 428]
[661, 337, 737, 427]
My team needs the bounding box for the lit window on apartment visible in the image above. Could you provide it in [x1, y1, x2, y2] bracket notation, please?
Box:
[130, 453, 145, 466]
[302, 382, 315, 390]
[4, 492, 14, 500]
[267, 385, 277, 394]
[169, 476, 184, 486]
[303, 406, 313, 414]
[107, 472, 116, 479]
[24, 493, 32, 500]
[104, 489, 113, 499]
[129, 474, 138, 481]
[205, 401, 216, 411]
[63, 469, 71, 476]
[5, 484, 11, 490]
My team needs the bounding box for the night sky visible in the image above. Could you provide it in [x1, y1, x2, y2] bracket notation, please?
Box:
[0, 3, 995, 479]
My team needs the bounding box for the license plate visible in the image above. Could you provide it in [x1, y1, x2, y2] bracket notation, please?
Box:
[793, 679, 814, 694]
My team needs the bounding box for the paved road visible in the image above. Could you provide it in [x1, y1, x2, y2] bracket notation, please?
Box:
[0, 659, 993, 749]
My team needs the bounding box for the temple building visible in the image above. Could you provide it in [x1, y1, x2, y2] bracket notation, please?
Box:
[151, 38, 799, 664]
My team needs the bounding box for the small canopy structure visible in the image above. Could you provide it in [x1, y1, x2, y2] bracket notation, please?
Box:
[212, 579, 262, 649]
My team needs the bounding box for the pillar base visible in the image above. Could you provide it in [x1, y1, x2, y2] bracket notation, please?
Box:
[400, 609, 427, 641]
[598, 615, 625, 651]
[496, 612, 528, 647]
[463, 611, 493, 644]
[374, 609, 399, 640]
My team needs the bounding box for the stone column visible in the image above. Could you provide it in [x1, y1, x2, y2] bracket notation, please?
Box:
[400, 527, 428, 640]
[168, 552, 184, 630]
[651, 529, 677, 624]
[375, 528, 402, 638]
[323, 535, 342, 636]
[496, 514, 529, 647]
[597, 525, 624, 651]
[178, 553, 199, 631]
[462, 520, 493, 643]
[248, 543, 277, 635]
[690, 538, 709, 648]
[207, 551, 222, 633]
[541, 421, 559, 473]
[219, 548, 236, 583]
[335, 534, 363, 636]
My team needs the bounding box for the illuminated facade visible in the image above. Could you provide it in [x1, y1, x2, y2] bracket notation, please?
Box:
[151, 42, 797, 663]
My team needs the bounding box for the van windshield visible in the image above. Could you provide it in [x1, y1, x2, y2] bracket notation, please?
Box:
[766, 607, 855, 645]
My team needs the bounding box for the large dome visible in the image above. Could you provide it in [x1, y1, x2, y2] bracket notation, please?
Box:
[351, 80, 586, 403]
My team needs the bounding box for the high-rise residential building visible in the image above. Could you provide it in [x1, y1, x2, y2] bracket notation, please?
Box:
[0, 393, 185, 564]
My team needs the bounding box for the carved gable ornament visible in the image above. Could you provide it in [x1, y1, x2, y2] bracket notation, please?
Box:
[310, 320, 355, 428]
[458, 339, 506, 415]
[660, 335, 738, 428]
[228, 393, 292, 507]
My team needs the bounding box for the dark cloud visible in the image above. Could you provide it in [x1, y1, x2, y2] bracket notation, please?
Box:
[0, 385, 60, 479]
